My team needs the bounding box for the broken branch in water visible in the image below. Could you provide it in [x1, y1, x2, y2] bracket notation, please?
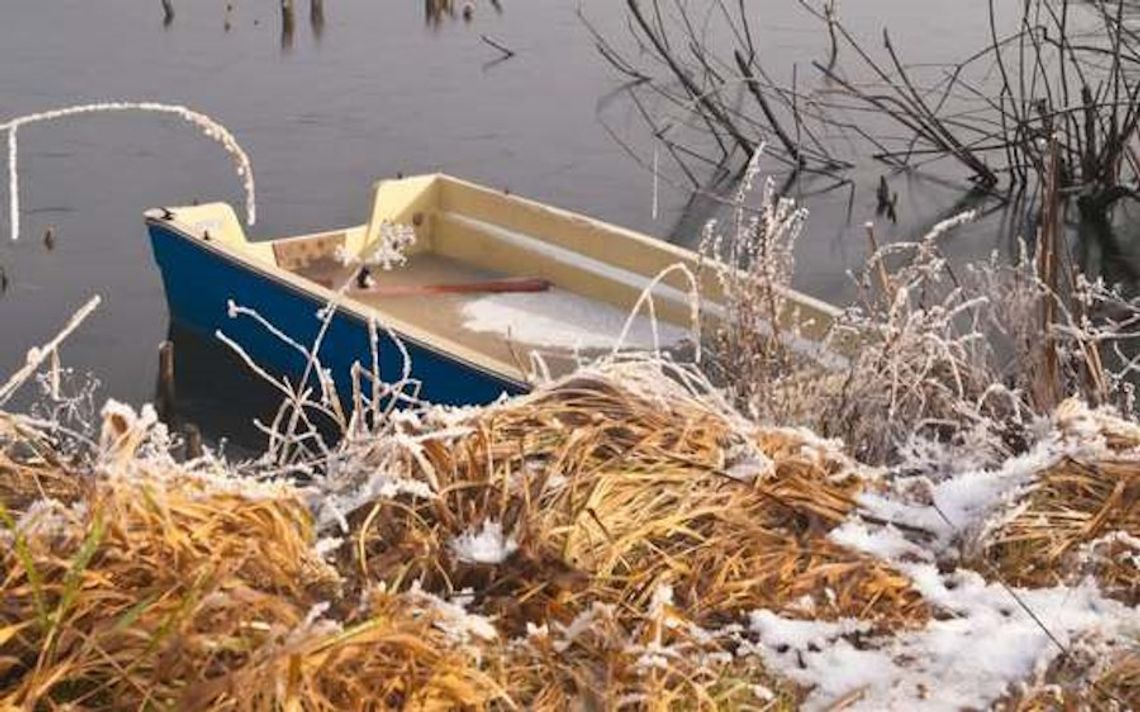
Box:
[480, 34, 515, 60]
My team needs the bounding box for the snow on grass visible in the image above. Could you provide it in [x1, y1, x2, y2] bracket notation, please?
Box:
[786, 399, 1140, 710]
[407, 583, 499, 644]
[722, 440, 775, 482]
[461, 289, 689, 351]
[854, 427, 1069, 548]
[828, 519, 931, 562]
[747, 577, 1139, 710]
[748, 611, 871, 650]
[449, 519, 518, 564]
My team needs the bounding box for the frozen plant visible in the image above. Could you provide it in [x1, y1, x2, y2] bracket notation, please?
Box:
[366, 221, 417, 270]
[28, 364, 101, 456]
[3, 101, 256, 242]
[700, 152, 1140, 465]
[698, 146, 816, 423]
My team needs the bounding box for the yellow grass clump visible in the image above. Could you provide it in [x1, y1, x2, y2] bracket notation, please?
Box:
[0, 364, 934, 710]
[12, 367, 1140, 709]
[0, 441, 504, 709]
[349, 370, 929, 634]
[977, 401, 1140, 605]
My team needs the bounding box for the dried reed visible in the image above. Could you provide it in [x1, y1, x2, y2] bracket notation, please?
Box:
[0, 419, 502, 710]
[349, 364, 928, 637]
[975, 401, 1140, 606]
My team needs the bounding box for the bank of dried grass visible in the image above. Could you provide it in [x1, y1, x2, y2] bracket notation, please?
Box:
[350, 369, 928, 633]
[3, 358, 1139, 707]
[0, 360, 936, 710]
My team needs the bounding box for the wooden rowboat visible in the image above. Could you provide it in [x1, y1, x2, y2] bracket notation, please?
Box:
[145, 174, 839, 406]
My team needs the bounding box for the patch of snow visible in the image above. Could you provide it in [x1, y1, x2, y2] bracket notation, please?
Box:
[854, 491, 945, 537]
[746, 575, 1140, 711]
[314, 536, 343, 559]
[856, 434, 1066, 548]
[749, 611, 870, 650]
[407, 583, 499, 643]
[371, 475, 435, 501]
[752, 684, 776, 702]
[450, 519, 518, 564]
[526, 622, 549, 638]
[461, 289, 690, 351]
[829, 519, 931, 562]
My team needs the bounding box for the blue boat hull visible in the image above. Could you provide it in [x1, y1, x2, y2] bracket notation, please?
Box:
[146, 221, 528, 407]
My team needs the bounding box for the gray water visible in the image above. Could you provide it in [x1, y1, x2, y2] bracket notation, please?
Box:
[0, 0, 1038, 436]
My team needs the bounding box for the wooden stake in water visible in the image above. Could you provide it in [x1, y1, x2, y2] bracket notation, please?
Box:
[281, 0, 295, 49]
[183, 423, 203, 460]
[310, 0, 325, 39]
[156, 340, 176, 423]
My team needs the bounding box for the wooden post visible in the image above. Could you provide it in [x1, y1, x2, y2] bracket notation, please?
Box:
[156, 340, 176, 423]
[310, 0, 325, 39]
[183, 423, 203, 460]
[281, 0, 295, 50]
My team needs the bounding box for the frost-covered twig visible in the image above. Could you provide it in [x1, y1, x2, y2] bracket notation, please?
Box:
[608, 261, 702, 362]
[0, 295, 101, 407]
[3, 101, 256, 242]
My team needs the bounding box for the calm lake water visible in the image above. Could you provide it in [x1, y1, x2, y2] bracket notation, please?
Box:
[0, 0, 1048, 443]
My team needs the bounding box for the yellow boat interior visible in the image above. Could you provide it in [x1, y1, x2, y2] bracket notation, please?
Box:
[159, 173, 839, 383]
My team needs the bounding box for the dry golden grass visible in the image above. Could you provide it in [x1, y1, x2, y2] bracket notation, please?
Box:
[11, 372, 1140, 709]
[0, 461, 503, 709]
[977, 403, 1140, 605]
[0, 370, 933, 709]
[350, 372, 928, 635]
[484, 592, 803, 710]
[979, 456, 1140, 604]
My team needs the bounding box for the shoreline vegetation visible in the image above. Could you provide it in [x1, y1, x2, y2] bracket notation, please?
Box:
[1, 143, 1139, 707]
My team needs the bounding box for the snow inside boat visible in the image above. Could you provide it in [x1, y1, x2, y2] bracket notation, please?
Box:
[145, 174, 840, 406]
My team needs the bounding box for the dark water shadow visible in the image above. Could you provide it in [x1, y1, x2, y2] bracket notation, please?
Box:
[161, 322, 283, 457]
